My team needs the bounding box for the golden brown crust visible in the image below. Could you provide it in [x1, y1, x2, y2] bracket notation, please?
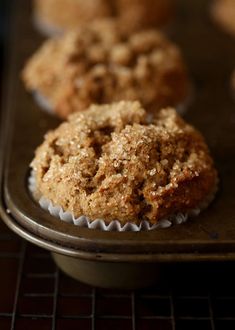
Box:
[211, 0, 235, 37]
[34, 0, 173, 34]
[22, 21, 189, 119]
[31, 101, 217, 225]
[34, 0, 111, 32]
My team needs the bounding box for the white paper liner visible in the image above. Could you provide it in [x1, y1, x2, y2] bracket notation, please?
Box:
[33, 92, 54, 115]
[33, 14, 63, 37]
[33, 87, 193, 118]
[33, 13, 173, 38]
[28, 172, 218, 232]
[176, 83, 195, 116]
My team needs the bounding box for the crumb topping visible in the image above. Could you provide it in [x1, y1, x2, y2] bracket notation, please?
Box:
[31, 101, 217, 225]
[212, 0, 235, 36]
[23, 20, 189, 118]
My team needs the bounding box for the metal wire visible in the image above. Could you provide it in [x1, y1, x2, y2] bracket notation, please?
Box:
[91, 288, 96, 330]
[1, 221, 235, 330]
[52, 267, 59, 330]
[170, 290, 176, 330]
[208, 294, 216, 330]
[10, 241, 26, 330]
[131, 292, 136, 330]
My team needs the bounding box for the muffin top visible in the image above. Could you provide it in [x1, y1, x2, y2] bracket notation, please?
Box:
[116, 0, 174, 32]
[23, 20, 189, 119]
[31, 101, 217, 225]
[212, 0, 235, 36]
[34, 0, 174, 35]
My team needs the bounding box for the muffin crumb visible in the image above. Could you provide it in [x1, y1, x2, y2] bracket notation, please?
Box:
[23, 21, 189, 119]
[31, 101, 218, 225]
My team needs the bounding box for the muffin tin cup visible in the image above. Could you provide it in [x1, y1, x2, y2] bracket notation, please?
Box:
[51, 252, 162, 289]
[0, 205, 162, 288]
[28, 172, 218, 233]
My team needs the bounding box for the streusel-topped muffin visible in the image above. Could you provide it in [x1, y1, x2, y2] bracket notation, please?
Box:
[211, 0, 235, 37]
[23, 21, 189, 119]
[116, 0, 174, 33]
[34, 0, 174, 36]
[31, 101, 217, 225]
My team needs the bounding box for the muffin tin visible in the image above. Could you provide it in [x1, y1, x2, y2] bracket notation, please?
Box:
[1, 0, 235, 288]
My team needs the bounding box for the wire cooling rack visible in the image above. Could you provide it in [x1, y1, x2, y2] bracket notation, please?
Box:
[1, 221, 235, 330]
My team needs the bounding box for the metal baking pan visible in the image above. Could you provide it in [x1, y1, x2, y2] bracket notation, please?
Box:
[1, 0, 235, 288]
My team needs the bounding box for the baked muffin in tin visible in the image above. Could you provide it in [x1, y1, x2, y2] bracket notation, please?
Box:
[23, 20, 190, 119]
[31, 101, 218, 228]
[211, 0, 235, 37]
[34, 0, 174, 36]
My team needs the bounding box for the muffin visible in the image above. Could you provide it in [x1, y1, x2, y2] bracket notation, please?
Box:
[34, 0, 174, 36]
[22, 21, 189, 119]
[30, 101, 218, 228]
[116, 0, 174, 33]
[211, 0, 235, 37]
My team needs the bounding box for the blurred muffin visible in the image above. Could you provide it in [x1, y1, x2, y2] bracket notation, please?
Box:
[31, 101, 218, 226]
[211, 0, 235, 37]
[116, 0, 174, 32]
[34, 0, 174, 36]
[22, 20, 189, 119]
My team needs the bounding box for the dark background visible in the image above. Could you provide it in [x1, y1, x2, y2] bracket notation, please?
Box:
[0, 0, 9, 97]
[0, 2, 5, 83]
